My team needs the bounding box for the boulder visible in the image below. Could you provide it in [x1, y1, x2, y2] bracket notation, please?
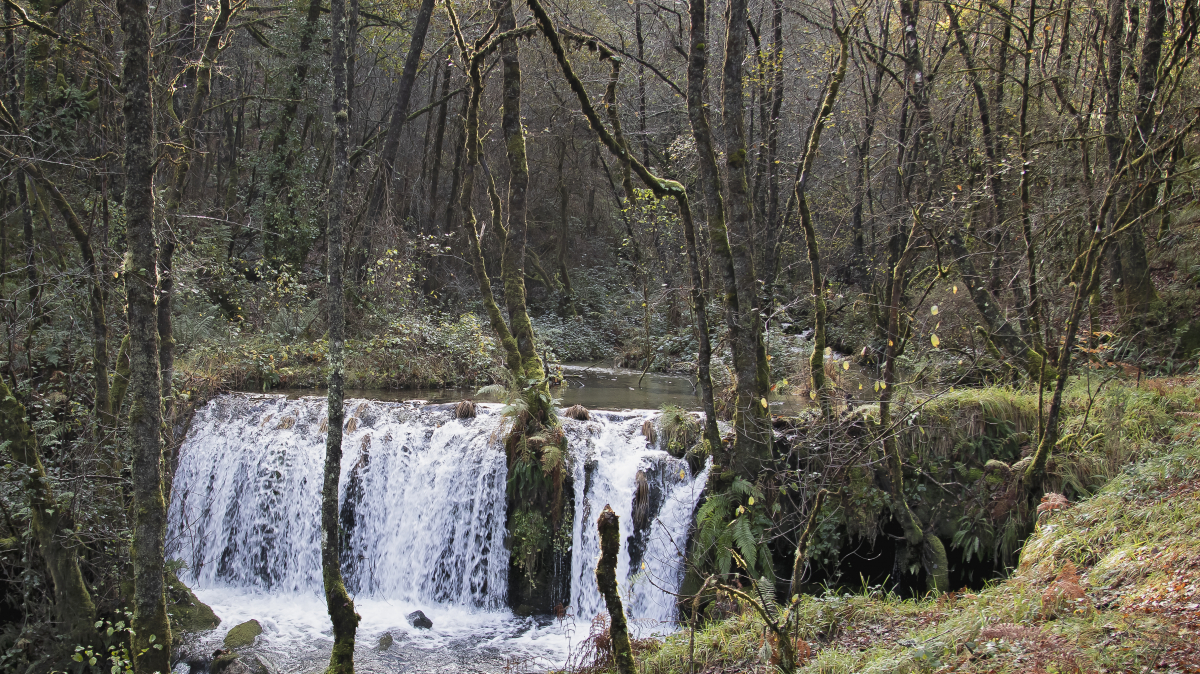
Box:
[223, 619, 262, 649]
[405, 610, 432, 629]
[166, 571, 220, 635]
[210, 651, 251, 674]
[377, 632, 394, 651]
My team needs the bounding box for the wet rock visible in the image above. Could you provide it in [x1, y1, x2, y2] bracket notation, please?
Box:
[166, 571, 220, 636]
[406, 610, 433, 629]
[223, 619, 262, 649]
[513, 604, 536, 618]
[377, 632, 394, 651]
[210, 650, 251, 674]
[251, 654, 278, 674]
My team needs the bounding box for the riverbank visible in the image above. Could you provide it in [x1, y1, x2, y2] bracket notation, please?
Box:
[593, 377, 1200, 674]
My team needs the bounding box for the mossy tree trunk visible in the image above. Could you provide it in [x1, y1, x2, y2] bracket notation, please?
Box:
[494, 0, 550, 408]
[683, 0, 748, 456]
[879, 220, 949, 595]
[0, 378, 96, 640]
[720, 0, 772, 474]
[791, 22, 848, 421]
[596, 506, 636, 674]
[119, 0, 173, 664]
[323, 0, 360, 668]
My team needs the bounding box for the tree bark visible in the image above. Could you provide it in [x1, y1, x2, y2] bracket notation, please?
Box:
[495, 0, 546, 393]
[1, 378, 96, 639]
[792, 23, 848, 421]
[323, 0, 360, 668]
[596, 505, 636, 674]
[879, 221, 948, 594]
[721, 0, 772, 469]
[119, 0, 172, 664]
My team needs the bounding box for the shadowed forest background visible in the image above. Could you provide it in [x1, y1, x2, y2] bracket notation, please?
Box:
[1, 0, 1199, 668]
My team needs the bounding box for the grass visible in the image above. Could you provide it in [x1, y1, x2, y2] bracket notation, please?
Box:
[585, 376, 1200, 674]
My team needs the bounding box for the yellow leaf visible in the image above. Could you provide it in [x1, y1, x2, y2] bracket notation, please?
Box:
[873, 381, 880, 392]
[859, 383, 863, 390]
[843, 361, 850, 370]
[748, 497, 755, 506]
[953, 285, 958, 294]
[889, 340, 894, 346]
[824, 347, 832, 356]
[760, 397, 768, 408]
[809, 390, 817, 400]
[781, 379, 788, 386]
[931, 305, 939, 315]
[880, 381, 887, 390]
[680, 470, 686, 479]
[931, 333, 940, 348]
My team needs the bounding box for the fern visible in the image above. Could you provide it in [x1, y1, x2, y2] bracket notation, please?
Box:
[732, 517, 757, 571]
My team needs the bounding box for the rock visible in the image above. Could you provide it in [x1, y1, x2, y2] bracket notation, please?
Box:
[223, 619, 262, 649]
[405, 610, 433, 629]
[210, 651, 251, 674]
[251, 654, 278, 674]
[513, 604, 536, 618]
[377, 632, 394, 651]
[166, 571, 220, 636]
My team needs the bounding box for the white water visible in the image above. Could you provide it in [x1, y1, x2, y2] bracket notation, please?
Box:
[167, 393, 708, 667]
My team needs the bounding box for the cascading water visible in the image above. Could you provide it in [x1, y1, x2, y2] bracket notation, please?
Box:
[167, 393, 708, 667]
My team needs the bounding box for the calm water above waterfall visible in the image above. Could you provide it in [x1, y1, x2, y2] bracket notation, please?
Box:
[167, 393, 709, 671]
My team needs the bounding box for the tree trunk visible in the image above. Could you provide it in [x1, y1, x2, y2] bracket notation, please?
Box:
[323, 0, 361, 668]
[1, 378, 96, 639]
[495, 0, 548, 395]
[596, 505, 636, 674]
[686, 0, 754, 468]
[721, 0, 772, 470]
[119, 0, 172, 664]
[792, 24, 848, 420]
[879, 222, 948, 594]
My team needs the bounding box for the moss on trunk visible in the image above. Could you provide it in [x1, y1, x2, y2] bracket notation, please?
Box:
[596, 506, 636, 674]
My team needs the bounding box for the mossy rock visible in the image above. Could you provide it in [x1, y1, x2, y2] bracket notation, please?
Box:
[377, 632, 394, 651]
[224, 619, 263, 649]
[210, 652, 250, 674]
[166, 570, 220, 633]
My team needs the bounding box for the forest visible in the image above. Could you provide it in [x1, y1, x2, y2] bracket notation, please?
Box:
[0, 0, 1199, 668]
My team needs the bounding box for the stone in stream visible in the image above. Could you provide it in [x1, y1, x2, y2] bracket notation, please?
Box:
[406, 610, 433, 629]
[377, 632, 394, 651]
[223, 619, 262, 649]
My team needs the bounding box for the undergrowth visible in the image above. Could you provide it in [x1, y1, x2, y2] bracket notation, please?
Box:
[611, 377, 1200, 674]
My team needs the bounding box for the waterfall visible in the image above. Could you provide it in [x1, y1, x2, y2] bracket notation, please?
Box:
[565, 411, 710, 627]
[167, 393, 708, 651]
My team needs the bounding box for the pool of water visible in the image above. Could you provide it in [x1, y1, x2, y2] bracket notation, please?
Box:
[267, 363, 807, 414]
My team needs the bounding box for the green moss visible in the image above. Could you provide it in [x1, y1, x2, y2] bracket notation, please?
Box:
[223, 619, 262, 649]
[658, 405, 700, 458]
[166, 570, 220, 634]
[635, 396, 1200, 674]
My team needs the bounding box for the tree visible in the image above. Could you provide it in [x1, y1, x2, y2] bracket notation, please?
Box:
[322, 0, 361, 666]
[118, 0, 172, 666]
